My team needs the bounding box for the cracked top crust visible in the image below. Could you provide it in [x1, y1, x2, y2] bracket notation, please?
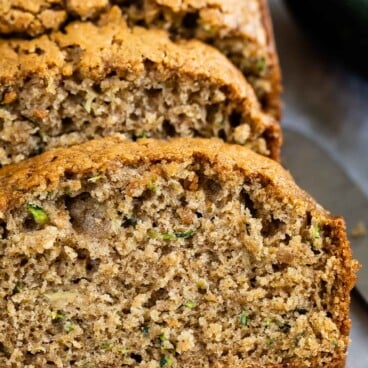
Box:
[0, 7, 252, 88]
[0, 0, 264, 40]
[0, 7, 281, 164]
[0, 0, 281, 118]
[0, 136, 305, 212]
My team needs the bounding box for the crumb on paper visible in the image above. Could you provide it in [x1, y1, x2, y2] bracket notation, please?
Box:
[351, 222, 367, 238]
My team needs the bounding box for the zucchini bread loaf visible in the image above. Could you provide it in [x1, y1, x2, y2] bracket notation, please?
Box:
[0, 137, 357, 367]
[0, 7, 280, 167]
[0, 0, 281, 118]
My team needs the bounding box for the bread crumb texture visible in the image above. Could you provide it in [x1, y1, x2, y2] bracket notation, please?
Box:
[0, 7, 280, 167]
[0, 0, 281, 117]
[0, 137, 358, 368]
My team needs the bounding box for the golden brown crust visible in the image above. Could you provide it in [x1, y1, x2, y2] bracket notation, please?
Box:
[1, 138, 276, 212]
[0, 6, 264, 92]
[0, 137, 358, 367]
[67, 0, 109, 19]
[0, 16, 245, 85]
[0, 0, 67, 36]
[0, 137, 352, 222]
[258, 0, 282, 120]
[0, 0, 282, 121]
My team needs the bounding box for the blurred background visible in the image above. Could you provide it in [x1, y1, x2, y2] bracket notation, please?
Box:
[271, 0, 368, 192]
[268, 1, 368, 367]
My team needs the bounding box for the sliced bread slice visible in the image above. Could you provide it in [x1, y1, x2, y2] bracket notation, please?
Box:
[0, 137, 358, 367]
[0, 0, 281, 118]
[0, 7, 280, 167]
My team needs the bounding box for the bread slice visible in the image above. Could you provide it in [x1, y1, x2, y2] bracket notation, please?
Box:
[0, 0, 281, 118]
[0, 137, 357, 367]
[0, 7, 280, 167]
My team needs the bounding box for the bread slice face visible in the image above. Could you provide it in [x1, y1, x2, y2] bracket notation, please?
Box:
[0, 0, 281, 119]
[0, 137, 357, 367]
[0, 7, 280, 167]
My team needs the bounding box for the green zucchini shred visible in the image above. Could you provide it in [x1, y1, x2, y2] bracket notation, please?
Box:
[160, 356, 172, 367]
[148, 229, 195, 240]
[87, 175, 102, 183]
[27, 203, 49, 225]
[240, 311, 248, 326]
[51, 311, 65, 320]
[183, 300, 196, 309]
[64, 321, 74, 333]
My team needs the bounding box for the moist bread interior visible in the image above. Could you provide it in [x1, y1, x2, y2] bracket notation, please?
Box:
[0, 140, 354, 367]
